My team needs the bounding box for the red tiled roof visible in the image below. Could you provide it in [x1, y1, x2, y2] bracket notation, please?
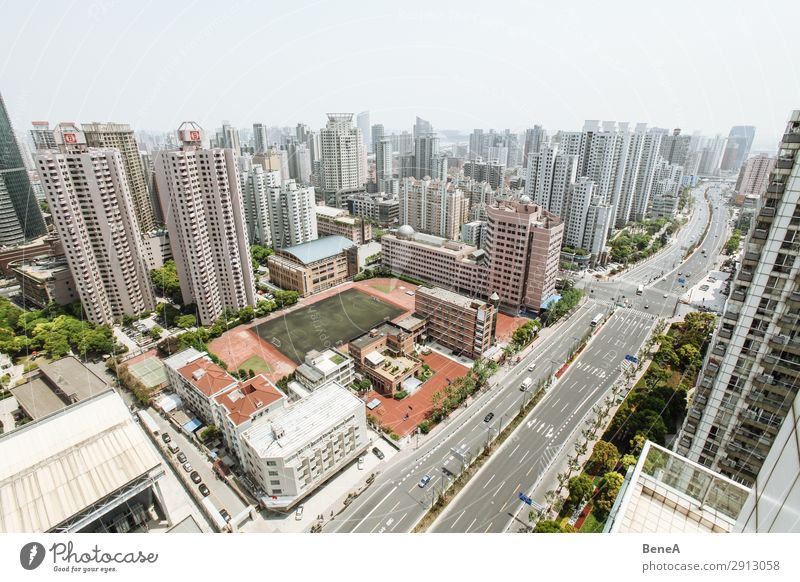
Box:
[178, 357, 237, 397]
[215, 375, 285, 426]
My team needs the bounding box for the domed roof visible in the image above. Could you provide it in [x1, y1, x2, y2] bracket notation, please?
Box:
[519, 195, 532, 205]
[397, 224, 415, 239]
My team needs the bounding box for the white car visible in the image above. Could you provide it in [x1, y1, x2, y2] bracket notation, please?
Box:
[182, 462, 193, 473]
[295, 505, 304, 521]
[527, 363, 536, 372]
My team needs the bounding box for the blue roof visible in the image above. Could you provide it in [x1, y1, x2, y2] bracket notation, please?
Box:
[279, 235, 355, 265]
[182, 418, 203, 433]
[540, 294, 562, 310]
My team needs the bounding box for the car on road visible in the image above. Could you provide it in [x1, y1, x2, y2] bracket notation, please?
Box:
[699, 285, 710, 291]
[663, 293, 668, 298]
[182, 462, 193, 473]
[527, 363, 536, 372]
[358, 456, 365, 469]
[644, 304, 649, 309]
[484, 412, 495, 423]
[177, 452, 187, 464]
[372, 447, 385, 460]
[295, 505, 304, 520]
[161, 433, 171, 443]
[418, 474, 432, 488]
[190, 471, 202, 484]
[198, 484, 210, 497]
[220, 509, 231, 523]
[520, 377, 533, 391]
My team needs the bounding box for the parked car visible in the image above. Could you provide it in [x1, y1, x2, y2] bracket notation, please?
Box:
[527, 363, 536, 372]
[700, 285, 710, 291]
[220, 509, 231, 523]
[190, 471, 202, 484]
[372, 447, 385, 460]
[177, 452, 187, 464]
[295, 505, 304, 520]
[418, 474, 432, 488]
[182, 462, 193, 473]
[484, 412, 495, 423]
[198, 484, 210, 497]
[161, 433, 171, 443]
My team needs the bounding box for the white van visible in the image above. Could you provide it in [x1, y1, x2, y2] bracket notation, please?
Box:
[167, 442, 180, 454]
[520, 377, 533, 391]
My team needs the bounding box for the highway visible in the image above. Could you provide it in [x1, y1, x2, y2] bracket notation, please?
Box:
[429, 306, 655, 533]
[323, 302, 604, 532]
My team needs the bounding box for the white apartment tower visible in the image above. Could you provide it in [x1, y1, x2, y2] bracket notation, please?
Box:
[375, 138, 392, 183]
[399, 178, 469, 241]
[267, 180, 318, 248]
[154, 122, 256, 326]
[242, 165, 281, 246]
[525, 146, 576, 220]
[321, 113, 366, 203]
[628, 128, 664, 223]
[35, 123, 155, 325]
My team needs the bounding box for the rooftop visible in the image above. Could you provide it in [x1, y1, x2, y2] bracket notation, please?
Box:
[214, 375, 286, 426]
[314, 206, 348, 220]
[416, 286, 489, 311]
[11, 377, 68, 419]
[11, 255, 71, 278]
[165, 348, 238, 398]
[350, 322, 405, 350]
[276, 235, 355, 265]
[37, 356, 109, 403]
[241, 382, 363, 458]
[0, 390, 163, 533]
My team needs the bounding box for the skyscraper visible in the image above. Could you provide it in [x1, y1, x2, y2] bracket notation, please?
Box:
[253, 123, 268, 154]
[721, 125, 756, 173]
[375, 138, 392, 183]
[413, 133, 440, 179]
[525, 145, 576, 220]
[626, 127, 664, 224]
[661, 128, 691, 167]
[267, 181, 318, 248]
[242, 165, 281, 246]
[370, 124, 384, 154]
[30, 121, 56, 150]
[413, 116, 432, 141]
[0, 92, 46, 241]
[675, 110, 800, 487]
[357, 111, 370, 152]
[399, 178, 468, 240]
[83, 122, 157, 232]
[320, 113, 366, 204]
[523, 125, 548, 168]
[154, 122, 256, 326]
[35, 123, 155, 324]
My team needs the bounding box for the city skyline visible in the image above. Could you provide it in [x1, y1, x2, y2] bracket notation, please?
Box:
[1, 1, 798, 150]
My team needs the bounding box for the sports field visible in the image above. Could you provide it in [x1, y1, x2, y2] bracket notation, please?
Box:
[128, 357, 167, 388]
[251, 288, 405, 364]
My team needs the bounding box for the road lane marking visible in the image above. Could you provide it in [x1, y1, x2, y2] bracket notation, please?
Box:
[467, 518, 477, 532]
[510, 443, 520, 456]
[482, 474, 496, 489]
[451, 510, 465, 529]
[493, 480, 506, 498]
[353, 485, 397, 531]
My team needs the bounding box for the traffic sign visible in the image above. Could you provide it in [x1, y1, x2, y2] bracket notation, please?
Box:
[518, 492, 533, 505]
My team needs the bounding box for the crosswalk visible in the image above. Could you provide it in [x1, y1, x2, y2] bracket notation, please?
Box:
[588, 299, 656, 320]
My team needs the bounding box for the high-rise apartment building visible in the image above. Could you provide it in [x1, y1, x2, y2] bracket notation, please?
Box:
[735, 153, 776, 201]
[628, 128, 664, 223]
[267, 180, 318, 248]
[30, 121, 57, 150]
[661, 128, 691, 167]
[413, 116, 432, 141]
[525, 146, 576, 220]
[320, 113, 366, 203]
[469, 129, 485, 161]
[242, 165, 281, 246]
[523, 125, 548, 167]
[253, 123, 268, 154]
[154, 122, 256, 325]
[398, 178, 469, 240]
[83, 122, 156, 232]
[0, 92, 47, 242]
[675, 111, 800, 487]
[35, 123, 155, 325]
[463, 159, 505, 190]
[375, 138, 393, 184]
[370, 124, 384, 154]
[413, 133, 440, 179]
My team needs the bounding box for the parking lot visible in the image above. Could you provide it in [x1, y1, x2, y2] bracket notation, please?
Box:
[147, 409, 248, 525]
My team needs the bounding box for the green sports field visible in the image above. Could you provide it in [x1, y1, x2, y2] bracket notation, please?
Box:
[252, 288, 405, 364]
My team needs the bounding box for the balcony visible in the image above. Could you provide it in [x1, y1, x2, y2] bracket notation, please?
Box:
[718, 328, 733, 339]
[752, 229, 768, 240]
[705, 361, 720, 374]
[713, 344, 727, 357]
[789, 291, 800, 306]
[731, 290, 746, 302]
[738, 271, 753, 282]
[723, 310, 740, 321]
[783, 132, 800, 144]
[766, 183, 785, 194]
[759, 206, 776, 217]
[776, 157, 795, 169]
[744, 251, 760, 262]
[763, 354, 778, 365]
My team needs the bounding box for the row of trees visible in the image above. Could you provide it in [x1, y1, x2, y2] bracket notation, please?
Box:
[0, 298, 120, 360]
[426, 359, 497, 426]
[724, 229, 742, 255]
[544, 288, 584, 326]
[509, 320, 542, 351]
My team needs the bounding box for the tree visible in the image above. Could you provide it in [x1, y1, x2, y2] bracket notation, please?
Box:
[149, 326, 163, 340]
[175, 314, 197, 329]
[150, 260, 182, 302]
[238, 305, 255, 323]
[533, 520, 564, 533]
[199, 425, 220, 442]
[566, 474, 594, 511]
[588, 440, 620, 474]
[250, 244, 273, 266]
[594, 471, 625, 519]
[621, 454, 637, 471]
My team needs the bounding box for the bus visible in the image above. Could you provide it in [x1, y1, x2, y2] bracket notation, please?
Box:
[591, 313, 603, 327]
[636, 284, 644, 295]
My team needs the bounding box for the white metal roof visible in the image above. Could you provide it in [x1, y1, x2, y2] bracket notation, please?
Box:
[0, 390, 163, 532]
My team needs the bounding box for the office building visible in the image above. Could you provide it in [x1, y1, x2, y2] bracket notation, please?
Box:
[375, 137, 392, 183]
[413, 116, 432, 141]
[413, 133, 440, 179]
[35, 123, 155, 325]
[675, 110, 800, 487]
[295, 348, 355, 391]
[399, 177, 469, 240]
[83, 122, 156, 232]
[253, 123, 268, 154]
[240, 381, 368, 510]
[371, 124, 385, 154]
[315, 205, 372, 244]
[267, 235, 355, 296]
[661, 128, 691, 167]
[321, 113, 366, 202]
[721, 125, 756, 173]
[0, 389, 168, 533]
[345, 190, 399, 225]
[415, 286, 496, 358]
[0, 92, 46, 241]
[154, 122, 256, 326]
[357, 111, 370, 151]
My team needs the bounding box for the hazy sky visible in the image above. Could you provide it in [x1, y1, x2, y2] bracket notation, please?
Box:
[2, 0, 798, 149]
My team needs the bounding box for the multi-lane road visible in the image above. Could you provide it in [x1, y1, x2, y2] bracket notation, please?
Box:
[326, 180, 729, 534]
[429, 306, 655, 533]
